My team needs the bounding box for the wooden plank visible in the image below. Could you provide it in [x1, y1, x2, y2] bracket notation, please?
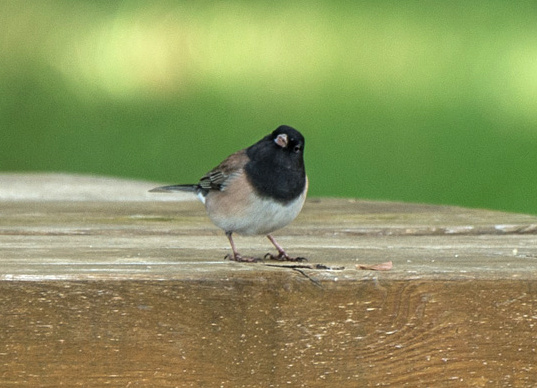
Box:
[1, 198, 536, 281]
[1, 174, 536, 386]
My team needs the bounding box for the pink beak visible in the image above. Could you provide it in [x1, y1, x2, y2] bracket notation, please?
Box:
[274, 133, 288, 148]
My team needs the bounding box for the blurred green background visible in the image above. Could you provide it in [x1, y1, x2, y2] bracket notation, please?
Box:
[1, 1, 537, 214]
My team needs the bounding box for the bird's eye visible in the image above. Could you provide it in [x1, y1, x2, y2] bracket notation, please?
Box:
[293, 145, 302, 153]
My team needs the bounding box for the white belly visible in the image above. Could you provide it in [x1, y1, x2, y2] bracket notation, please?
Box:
[204, 174, 307, 236]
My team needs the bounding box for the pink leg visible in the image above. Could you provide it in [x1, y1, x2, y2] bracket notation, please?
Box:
[225, 232, 260, 262]
[266, 234, 307, 262]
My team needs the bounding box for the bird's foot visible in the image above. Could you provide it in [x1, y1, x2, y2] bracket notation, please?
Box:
[224, 253, 263, 263]
[264, 252, 308, 262]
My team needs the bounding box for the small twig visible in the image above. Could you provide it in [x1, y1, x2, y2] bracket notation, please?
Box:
[291, 267, 323, 287]
[264, 263, 345, 270]
[264, 263, 345, 288]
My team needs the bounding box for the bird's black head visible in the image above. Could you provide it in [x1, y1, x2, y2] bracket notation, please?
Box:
[248, 125, 305, 167]
[269, 125, 305, 156]
[245, 125, 306, 203]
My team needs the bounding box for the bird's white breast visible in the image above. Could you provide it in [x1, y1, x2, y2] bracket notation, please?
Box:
[203, 172, 308, 236]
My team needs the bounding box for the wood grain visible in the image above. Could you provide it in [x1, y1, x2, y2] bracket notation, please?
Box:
[1, 280, 535, 386]
[1, 174, 536, 386]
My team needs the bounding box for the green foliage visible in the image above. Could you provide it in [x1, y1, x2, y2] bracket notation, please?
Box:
[2, 1, 537, 213]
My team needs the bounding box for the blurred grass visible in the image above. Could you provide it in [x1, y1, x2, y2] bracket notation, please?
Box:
[1, 1, 537, 214]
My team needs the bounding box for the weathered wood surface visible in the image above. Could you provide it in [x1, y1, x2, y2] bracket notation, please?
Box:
[1, 174, 536, 387]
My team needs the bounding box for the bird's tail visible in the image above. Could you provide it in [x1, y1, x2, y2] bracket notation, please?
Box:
[149, 184, 198, 193]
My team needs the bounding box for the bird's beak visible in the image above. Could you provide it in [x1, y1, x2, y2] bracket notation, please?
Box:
[274, 133, 288, 148]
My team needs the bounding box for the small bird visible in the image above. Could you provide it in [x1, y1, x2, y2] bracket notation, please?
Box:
[150, 125, 308, 262]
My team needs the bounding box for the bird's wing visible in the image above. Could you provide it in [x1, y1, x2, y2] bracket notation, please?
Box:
[198, 149, 249, 192]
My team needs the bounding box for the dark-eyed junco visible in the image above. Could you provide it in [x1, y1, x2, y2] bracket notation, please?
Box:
[150, 125, 308, 262]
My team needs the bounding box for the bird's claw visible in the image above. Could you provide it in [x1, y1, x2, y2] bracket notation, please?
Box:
[264, 252, 308, 262]
[224, 253, 263, 263]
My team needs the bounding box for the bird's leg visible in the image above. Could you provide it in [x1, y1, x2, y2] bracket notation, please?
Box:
[265, 234, 307, 262]
[224, 232, 261, 262]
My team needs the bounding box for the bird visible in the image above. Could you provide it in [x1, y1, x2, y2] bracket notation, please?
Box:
[150, 125, 308, 262]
